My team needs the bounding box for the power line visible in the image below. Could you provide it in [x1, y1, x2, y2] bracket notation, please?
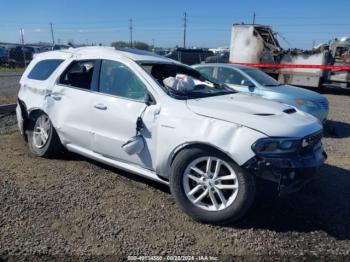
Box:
[183, 12, 187, 48]
[129, 18, 133, 48]
[50, 22, 55, 45]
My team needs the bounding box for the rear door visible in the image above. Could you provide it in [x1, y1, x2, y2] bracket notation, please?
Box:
[48, 59, 99, 149]
[90, 59, 156, 168]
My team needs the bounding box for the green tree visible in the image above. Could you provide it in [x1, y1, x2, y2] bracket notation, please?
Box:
[111, 41, 150, 51]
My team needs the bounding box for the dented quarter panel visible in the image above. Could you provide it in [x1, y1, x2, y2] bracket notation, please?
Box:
[149, 98, 267, 177]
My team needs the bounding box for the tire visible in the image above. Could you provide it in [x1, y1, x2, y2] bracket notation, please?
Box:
[27, 112, 62, 157]
[170, 147, 256, 224]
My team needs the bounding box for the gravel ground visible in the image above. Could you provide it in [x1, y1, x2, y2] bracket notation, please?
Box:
[0, 93, 350, 261]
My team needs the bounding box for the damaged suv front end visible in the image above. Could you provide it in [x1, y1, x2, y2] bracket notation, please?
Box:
[245, 131, 327, 195]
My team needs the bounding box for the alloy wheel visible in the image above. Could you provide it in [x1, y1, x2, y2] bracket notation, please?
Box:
[183, 156, 239, 211]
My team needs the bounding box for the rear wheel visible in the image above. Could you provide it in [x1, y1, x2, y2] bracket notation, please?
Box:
[170, 147, 256, 224]
[27, 112, 62, 157]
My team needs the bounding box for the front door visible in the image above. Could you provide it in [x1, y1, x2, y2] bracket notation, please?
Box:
[91, 59, 157, 169]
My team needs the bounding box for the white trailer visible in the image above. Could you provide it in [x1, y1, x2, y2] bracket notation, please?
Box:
[229, 24, 350, 88]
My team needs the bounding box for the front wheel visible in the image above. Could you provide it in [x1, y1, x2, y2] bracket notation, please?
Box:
[170, 147, 256, 224]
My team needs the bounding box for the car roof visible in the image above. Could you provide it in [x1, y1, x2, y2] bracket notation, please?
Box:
[193, 63, 255, 70]
[34, 46, 176, 63]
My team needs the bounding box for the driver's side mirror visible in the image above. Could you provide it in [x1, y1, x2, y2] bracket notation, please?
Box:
[241, 79, 255, 88]
[145, 93, 156, 106]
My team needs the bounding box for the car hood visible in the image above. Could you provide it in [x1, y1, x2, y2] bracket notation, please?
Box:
[260, 84, 325, 100]
[186, 93, 322, 137]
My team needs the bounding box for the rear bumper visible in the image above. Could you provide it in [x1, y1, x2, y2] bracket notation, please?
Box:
[244, 146, 327, 195]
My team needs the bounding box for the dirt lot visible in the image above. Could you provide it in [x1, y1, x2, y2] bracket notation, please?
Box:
[0, 92, 350, 261]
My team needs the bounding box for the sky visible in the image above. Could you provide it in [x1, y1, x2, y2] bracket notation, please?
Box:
[0, 0, 349, 49]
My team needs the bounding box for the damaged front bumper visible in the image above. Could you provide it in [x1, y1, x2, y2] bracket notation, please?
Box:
[244, 146, 327, 195]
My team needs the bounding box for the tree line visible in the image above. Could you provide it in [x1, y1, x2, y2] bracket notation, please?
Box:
[111, 41, 151, 50]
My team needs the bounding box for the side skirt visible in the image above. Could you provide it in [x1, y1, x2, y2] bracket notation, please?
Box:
[65, 144, 169, 185]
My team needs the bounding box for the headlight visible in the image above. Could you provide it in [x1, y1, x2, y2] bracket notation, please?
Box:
[252, 138, 300, 155]
[294, 98, 318, 108]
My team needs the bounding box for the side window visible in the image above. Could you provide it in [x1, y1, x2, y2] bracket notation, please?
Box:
[59, 60, 96, 90]
[99, 60, 147, 101]
[197, 67, 214, 80]
[218, 67, 247, 85]
[28, 59, 63, 80]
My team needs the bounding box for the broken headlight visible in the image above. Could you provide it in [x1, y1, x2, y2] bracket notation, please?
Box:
[252, 138, 300, 155]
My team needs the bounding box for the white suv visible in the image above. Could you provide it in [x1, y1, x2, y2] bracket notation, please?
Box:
[16, 47, 326, 224]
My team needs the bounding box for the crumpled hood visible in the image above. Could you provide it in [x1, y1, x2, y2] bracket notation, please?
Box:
[186, 93, 322, 137]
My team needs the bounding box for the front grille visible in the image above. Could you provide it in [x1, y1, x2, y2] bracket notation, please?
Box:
[299, 131, 323, 155]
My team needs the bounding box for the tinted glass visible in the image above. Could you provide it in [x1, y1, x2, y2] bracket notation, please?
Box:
[59, 60, 96, 89]
[242, 68, 279, 86]
[196, 67, 215, 80]
[99, 60, 147, 100]
[218, 67, 247, 85]
[28, 59, 63, 81]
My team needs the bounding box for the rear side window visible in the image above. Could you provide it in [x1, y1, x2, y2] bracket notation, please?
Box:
[28, 59, 63, 80]
[59, 60, 96, 90]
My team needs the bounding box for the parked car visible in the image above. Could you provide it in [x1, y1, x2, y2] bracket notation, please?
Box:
[193, 64, 329, 122]
[52, 44, 70, 50]
[0, 47, 8, 65]
[165, 48, 214, 65]
[9, 46, 40, 67]
[205, 52, 229, 63]
[17, 47, 326, 224]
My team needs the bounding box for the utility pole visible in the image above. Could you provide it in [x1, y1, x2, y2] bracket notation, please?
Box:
[20, 28, 26, 67]
[252, 12, 256, 24]
[50, 22, 55, 45]
[20, 28, 25, 45]
[129, 18, 133, 48]
[183, 12, 187, 48]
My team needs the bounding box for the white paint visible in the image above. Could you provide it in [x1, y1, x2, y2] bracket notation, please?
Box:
[280, 52, 327, 74]
[229, 25, 264, 63]
[17, 47, 323, 182]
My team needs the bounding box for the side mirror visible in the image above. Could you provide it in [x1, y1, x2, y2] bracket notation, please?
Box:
[145, 93, 155, 106]
[241, 79, 255, 88]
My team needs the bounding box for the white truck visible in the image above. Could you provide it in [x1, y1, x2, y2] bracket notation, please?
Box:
[229, 24, 350, 88]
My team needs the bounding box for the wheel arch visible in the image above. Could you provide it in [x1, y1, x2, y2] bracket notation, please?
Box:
[168, 142, 239, 171]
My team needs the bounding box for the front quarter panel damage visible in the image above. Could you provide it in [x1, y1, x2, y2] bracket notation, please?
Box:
[154, 107, 266, 177]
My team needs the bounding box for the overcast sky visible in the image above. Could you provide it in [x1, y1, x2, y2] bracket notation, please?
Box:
[0, 0, 349, 48]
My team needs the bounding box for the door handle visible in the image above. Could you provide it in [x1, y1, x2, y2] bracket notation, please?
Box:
[94, 103, 107, 110]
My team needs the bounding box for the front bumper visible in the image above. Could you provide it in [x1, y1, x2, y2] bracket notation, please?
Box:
[244, 146, 327, 195]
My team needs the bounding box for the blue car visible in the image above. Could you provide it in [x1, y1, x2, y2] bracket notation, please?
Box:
[192, 63, 329, 122]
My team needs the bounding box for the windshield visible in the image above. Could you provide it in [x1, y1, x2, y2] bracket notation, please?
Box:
[242, 68, 280, 86]
[140, 62, 236, 99]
